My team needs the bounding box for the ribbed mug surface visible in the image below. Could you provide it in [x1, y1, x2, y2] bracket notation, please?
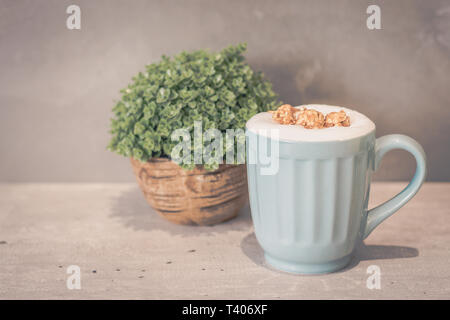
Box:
[246, 130, 375, 274]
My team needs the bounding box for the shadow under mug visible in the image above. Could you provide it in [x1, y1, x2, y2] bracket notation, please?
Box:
[246, 129, 426, 274]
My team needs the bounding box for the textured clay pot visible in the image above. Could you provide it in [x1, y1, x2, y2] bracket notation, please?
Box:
[130, 158, 248, 225]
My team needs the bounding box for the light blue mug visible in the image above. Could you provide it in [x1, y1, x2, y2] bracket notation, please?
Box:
[246, 106, 426, 274]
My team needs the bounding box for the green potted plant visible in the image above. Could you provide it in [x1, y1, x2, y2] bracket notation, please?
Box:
[108, 43, 279, 225]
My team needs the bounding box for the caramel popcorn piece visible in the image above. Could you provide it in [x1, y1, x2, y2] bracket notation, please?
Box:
[324, 110, 350, 127]
[294, 108, 325, 129]
[269, 104, 297, 125]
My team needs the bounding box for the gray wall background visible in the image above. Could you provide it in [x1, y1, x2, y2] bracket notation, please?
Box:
[1, 0, 449, 182]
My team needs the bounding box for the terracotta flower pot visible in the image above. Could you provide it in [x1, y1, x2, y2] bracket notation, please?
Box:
[130, 158, 248, 225]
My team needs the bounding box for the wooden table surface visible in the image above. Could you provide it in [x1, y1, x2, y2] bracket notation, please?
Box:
[0, 182, 449, 299]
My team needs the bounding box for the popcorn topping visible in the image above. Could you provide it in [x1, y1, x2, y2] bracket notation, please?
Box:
[270, 104, 350, 129]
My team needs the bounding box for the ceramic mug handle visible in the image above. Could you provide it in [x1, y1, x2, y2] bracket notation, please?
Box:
[363, 134, 427, 239]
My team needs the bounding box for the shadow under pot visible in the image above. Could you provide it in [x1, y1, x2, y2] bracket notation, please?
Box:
[130, 158, 248, 225]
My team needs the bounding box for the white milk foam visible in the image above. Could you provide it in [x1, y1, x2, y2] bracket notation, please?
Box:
[246, 104, 375, 142]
